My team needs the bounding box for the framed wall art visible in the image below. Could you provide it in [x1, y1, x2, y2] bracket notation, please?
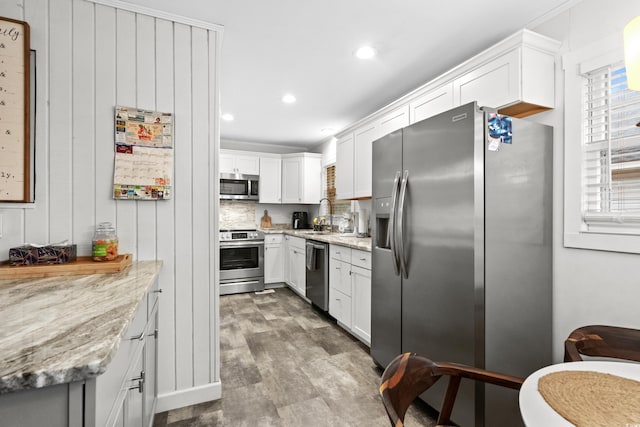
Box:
[0, 16, 30, 202]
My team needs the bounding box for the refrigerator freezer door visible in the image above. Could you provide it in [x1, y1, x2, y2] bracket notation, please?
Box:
[401, 102, 480, 427]
[371, 129, 403, 368]
[483, 115, 553, 426]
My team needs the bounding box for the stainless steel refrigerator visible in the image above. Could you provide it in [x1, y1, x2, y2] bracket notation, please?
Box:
[371, 102, 552, 427]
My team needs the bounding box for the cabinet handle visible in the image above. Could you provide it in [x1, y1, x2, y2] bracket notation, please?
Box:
[360, 258, 367, 261]
[130, 331, 145, 341]
[154, 288, 163, 293]
[148, 328, 158, 339]
[335, 266, 341, 270]
[335, 251, 341, 254]
[129, 370, 145, 393]
[349, 270, 352, 276]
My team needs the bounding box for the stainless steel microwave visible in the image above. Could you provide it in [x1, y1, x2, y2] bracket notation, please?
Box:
[220, 173, 259, 200]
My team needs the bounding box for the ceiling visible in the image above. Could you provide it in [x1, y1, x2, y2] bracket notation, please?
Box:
[121, 0, 579, 149]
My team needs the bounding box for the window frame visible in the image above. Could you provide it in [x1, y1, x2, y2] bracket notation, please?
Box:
[564, 32, 640, 253]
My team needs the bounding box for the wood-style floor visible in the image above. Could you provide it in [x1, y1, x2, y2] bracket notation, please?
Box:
[153, 287, 437, 426]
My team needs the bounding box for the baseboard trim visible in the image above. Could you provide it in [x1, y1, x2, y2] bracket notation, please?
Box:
[156, 382, 222, 413]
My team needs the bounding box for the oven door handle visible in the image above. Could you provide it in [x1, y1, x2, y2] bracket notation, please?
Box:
[220, 241, 264, 248]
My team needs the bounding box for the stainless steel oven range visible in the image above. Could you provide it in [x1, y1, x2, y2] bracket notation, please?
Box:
[219, 229, 265, 295]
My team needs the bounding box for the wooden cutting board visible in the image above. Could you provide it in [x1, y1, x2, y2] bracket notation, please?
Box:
[260, 210, 272, 229]
[0, 254, 133, 279]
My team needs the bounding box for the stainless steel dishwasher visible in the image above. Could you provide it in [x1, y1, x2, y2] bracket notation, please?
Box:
[305, 240, 329, 311]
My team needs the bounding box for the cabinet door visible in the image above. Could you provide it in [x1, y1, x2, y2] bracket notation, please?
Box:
[235, 154, 260, 175]
[453, 48, 520, 110]
[283, 236, 291, 285]
[301, 156, 322, 203]
[379, 105, 409, 139]
[143, 310, 158, 427]
[409, 82, 454, 124]
[124, 353, 144, 427]
[351, 265, 371, 345]
[293, 246, 306, 297]
[264, 244, 284, 283]
[259, 157, 282, 203]
[335, 134, 354, 200]
[354, 123, 377, 198]
[282, 158, 302, 203]
[219, 152, 236, 174]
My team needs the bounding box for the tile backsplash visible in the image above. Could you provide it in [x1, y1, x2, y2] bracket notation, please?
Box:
[220, 201, 257, 230]
[219, 201, 319, 230]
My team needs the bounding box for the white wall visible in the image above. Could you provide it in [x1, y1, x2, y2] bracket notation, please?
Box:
[0, 0, 221, 411]
[530, 0, 640, 360]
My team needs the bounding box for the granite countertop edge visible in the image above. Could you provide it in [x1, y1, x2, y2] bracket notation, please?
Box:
[260, 228, 372, 252]
[0, 260, 162, 394]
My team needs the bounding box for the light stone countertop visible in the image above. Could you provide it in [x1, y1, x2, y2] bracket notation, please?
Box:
[261, 228, 372, 252]
[0, 261, 162, 394]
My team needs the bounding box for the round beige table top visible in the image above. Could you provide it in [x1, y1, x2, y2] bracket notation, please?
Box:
[519, 360, 640, 426]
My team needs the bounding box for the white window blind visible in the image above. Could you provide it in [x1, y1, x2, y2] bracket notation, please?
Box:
[583, 62, 640, 231]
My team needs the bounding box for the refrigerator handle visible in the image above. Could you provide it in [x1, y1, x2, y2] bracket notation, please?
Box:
[388, 171, 402, 275]
[398, 170, 409, 279]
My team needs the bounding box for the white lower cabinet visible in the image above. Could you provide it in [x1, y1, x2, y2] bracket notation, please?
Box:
[265, 234, 284, 284]
[329, 246, 352, 328]
[0, 279, 160, 427]
[329, 245, 372, 346]
[95, 288, 159, 427]
[286, 236, 306, 297]
[351, 265, 371, 345]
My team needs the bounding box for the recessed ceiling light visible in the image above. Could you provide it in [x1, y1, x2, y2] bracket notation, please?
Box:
[282, 94, 296, 104]
[355, 45, 377, 59]
[221, 113, 234, 121]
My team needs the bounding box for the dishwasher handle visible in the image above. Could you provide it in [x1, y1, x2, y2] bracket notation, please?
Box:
[306, 242, 326, 251]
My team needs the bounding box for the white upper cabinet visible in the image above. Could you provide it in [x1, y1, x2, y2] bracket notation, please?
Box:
[353, 122, 377, 199]
[379, 105, 410, 139]
[454, 48, 520, 112]
[453, 40, 557, 117]
[259, 155, 282, 203]
[335, 134, 354, 200]
[335, 121, 378, 200]
[281, 153, 322, 204]
[332, 29, 560, 171]
[409, 82, 454, 124]
[220, 150, 260, 175]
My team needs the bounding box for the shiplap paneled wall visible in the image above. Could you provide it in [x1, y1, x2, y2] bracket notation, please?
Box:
[0, 0, 222, 412]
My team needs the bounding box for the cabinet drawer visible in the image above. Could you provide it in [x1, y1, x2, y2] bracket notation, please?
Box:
[265, 234, 283, 245]
[330, 244, 351, 262]
[329, 289, 352, 329]
[351, 250, 371, 270]
[288, 236, 306, 250]
[330, 259, 351, 296]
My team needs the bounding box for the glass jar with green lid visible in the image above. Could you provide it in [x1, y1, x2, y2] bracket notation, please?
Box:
[92, 222, 118, 261]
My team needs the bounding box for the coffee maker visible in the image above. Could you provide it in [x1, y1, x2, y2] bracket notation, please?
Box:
[292, 211, 308, 229]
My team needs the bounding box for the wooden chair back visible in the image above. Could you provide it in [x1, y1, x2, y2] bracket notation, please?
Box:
[564, 325, 640, 363]
[379, 352, 523, 427]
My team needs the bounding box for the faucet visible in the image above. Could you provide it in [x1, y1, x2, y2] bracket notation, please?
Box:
[318, 197, 334, 232]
